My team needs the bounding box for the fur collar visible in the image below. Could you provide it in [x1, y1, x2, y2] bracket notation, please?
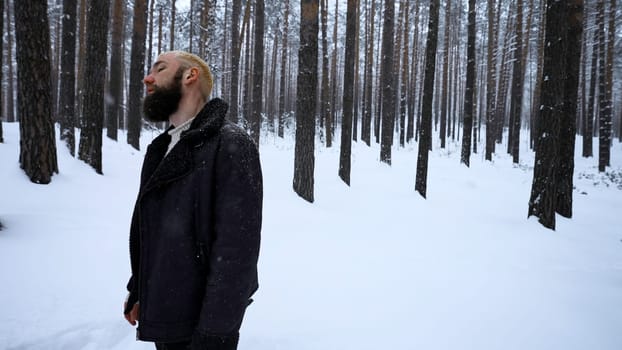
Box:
[140, 98, 229, 194]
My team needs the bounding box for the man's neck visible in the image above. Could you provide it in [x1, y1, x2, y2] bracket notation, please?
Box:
[169, 94, 207, 127]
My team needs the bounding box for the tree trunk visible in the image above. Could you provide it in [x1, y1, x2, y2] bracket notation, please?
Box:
[415, 0, 439, 198]
[242, 5, 253, 127]
[440, 0, 450, 149]
[320, 0, 330, 144]
[188, 0, 194, 53]
[352, 0, 361, 142]
[229, 0, 242, 124]
[14, 0, 58, 183]
[106, 0, 124, 141]
[147, 0, 155, 70]
[250, 0, 264, 145]
[362, 0, 376, 146]
[127, 0, 148, 150]
[327, 0, 339, 148]
[528, 0, 582, 230]
[339, 0, 358, 185]
[5, 0, 15, 123]
[169, 0, 176, 50]
[157, 5, 163, 55]
[59, 0, 78, 154]
[556, 0, 583, 218]
[293, 0, 319, 202]
[379, 0, 395, 164]
[407, 2, 419, 143]
[599, 0, 613, 171]
[460, 0, 476, 166]
[485, 0, 496, 160]
[78, 0, 110, 174]
[76, 0, 87, 126]
[0, 0, 3, 143]
[509, 0, 523, 163]
[584, 20, 597, 157]
[530, 0, 546, 149]
[398, 0, 409, 147]
[277, 0, 290, 137]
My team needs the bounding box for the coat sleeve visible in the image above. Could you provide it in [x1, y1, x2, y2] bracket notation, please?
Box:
[124, 198, 140, 315]
[195, 129, 262, 336]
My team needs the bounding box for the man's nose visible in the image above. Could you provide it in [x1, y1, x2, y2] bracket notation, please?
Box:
[143, 74, 154, 85]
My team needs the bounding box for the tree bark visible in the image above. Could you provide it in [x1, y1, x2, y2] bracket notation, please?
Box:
[277, 0, 290, 137]
[293, 0, 319, 202]
[485, 0, 496, 160]
[440, 0, 451, 149]
[170, 0, 176, 50]
[556, 0, 583, 218]
[127, 0, 148, 150]
[320, 0, 330, 143]
[107, 0, 124, 141]
[4, 0, 15, 123]
[76, 0, 87, 124]
[584, 19, 597, 157]
[379, 0, 395, 164]
[327, 0, 339, 148]
[415, 0, 439, 198]
[460, 0, 476, 166]
[509, 0, 524, 163]
[14, 0, 58, 183]
[0, 0, 3, 143]
[599, 0, 613, 171]
[78, 0, 110, 174]
[229, 0, 241, 123]
[339, 0, 358, 185]
[528, 0, 582, 230]
[59, 0, 77, 154]
[250, 0, 264, 145]
[362, 0, 376, 146]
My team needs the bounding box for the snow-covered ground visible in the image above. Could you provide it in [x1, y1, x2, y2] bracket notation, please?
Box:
[1, 121, 621, 350]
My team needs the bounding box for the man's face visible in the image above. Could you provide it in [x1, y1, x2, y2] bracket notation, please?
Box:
[142, 55, 185, 122]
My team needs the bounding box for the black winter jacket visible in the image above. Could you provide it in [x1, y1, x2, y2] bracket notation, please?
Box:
[125, 98, 262, 346]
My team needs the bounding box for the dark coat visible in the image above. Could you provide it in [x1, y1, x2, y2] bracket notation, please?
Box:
[125, 98, 262, 346]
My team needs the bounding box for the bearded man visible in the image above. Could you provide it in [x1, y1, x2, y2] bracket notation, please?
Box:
[123, 51, 262, 350]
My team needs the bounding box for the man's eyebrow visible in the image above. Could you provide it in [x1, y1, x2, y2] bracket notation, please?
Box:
[151, 60, 166, 70]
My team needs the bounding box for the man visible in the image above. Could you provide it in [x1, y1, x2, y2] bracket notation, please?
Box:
[123, 51, 262, 350]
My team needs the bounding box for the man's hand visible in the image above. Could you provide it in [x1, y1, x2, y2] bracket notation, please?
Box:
[124, 302, 139, 326]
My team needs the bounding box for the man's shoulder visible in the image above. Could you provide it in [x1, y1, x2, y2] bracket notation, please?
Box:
[218, 121, 257, 148]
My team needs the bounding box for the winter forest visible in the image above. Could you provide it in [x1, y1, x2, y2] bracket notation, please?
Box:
[1, 0, 621, 227]
[1, 0, 622, 349]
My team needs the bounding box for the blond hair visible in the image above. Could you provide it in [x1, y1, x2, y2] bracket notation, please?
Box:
[165, 50, 213, 99]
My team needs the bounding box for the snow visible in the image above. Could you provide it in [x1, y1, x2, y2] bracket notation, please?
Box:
[1, 121, 621, 350]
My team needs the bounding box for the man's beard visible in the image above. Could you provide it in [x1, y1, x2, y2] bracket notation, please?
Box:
[142, 69, 183, 122]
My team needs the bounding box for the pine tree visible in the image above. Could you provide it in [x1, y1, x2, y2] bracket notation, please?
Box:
[127, 0, 148, 150]
[59, 0, 77, 155]
[293, 0, 319, 202]
[14, 0, 58, 183]
[460, 0, 476, 166]
[528, 0, 583, 230]
[250, 0, 265, 145]
[278, 0, 290, 137]
[509, 0, 524, 163]
[229, 0, 242, 124]
[0, 0, 4, 144]
[78, 0, 111, 174]
[339, 0, 358, 185]
[379, 0, 395, 164]
[415, 0, 440, 198]
[107, 0, 124, 141]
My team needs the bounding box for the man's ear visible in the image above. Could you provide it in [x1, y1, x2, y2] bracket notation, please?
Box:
[184, 67, 200, 85]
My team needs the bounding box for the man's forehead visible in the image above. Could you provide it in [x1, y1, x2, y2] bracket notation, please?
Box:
[153, 53, 177, 67]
